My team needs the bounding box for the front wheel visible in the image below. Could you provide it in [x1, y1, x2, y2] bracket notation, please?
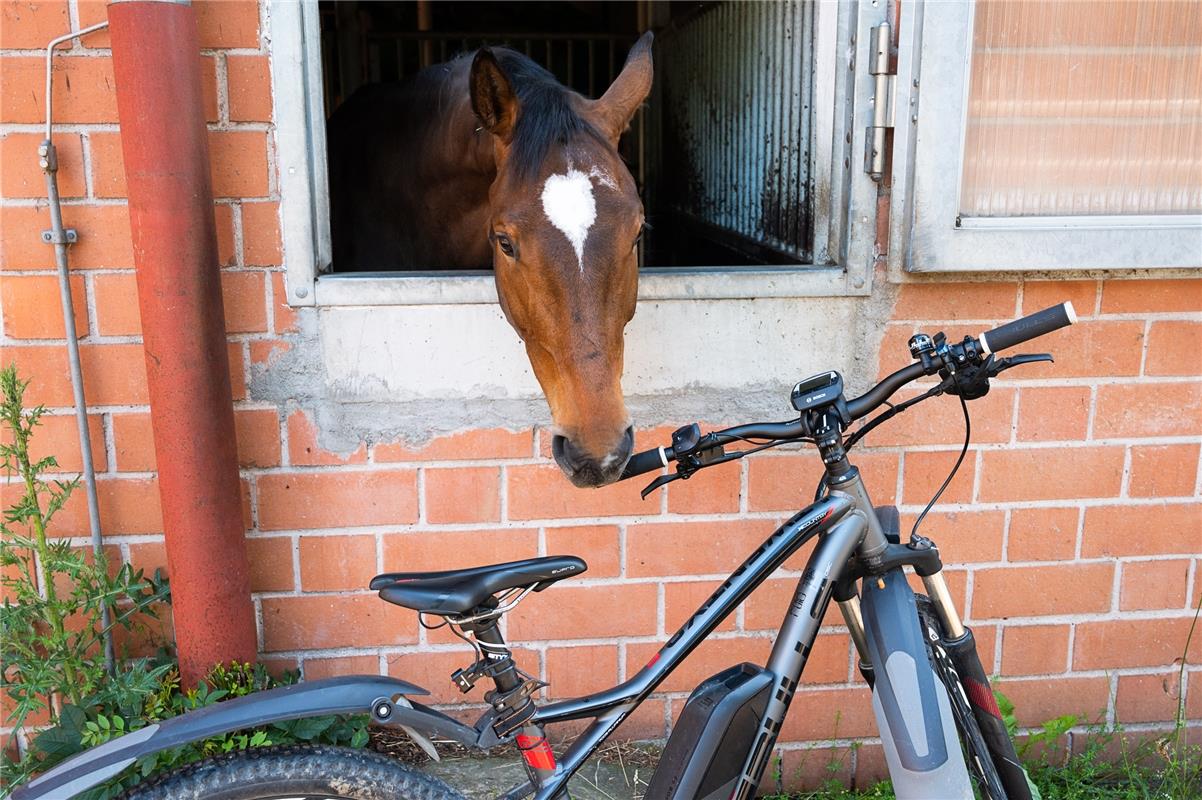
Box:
[120, 744, 466, 800]
[916, 596, 1035, 800]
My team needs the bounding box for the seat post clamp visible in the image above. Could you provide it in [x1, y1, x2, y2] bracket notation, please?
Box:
[487, 676, 547, 739]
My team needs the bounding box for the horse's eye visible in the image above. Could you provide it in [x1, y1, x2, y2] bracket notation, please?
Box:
[494, 233, 516, 259]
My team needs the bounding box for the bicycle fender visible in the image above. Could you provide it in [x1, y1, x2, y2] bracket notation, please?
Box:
[13, 675, 477, 800]
[859, 569, 972, 799]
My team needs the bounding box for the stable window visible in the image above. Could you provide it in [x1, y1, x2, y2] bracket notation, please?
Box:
[270, 0, 888, 307]
[890, 0, 1202, 272]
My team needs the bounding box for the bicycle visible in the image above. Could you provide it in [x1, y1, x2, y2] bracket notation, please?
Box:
[14, 302, 1077, 800]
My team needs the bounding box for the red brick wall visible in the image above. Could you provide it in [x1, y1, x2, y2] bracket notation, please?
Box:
[2, 0, 1200, 787]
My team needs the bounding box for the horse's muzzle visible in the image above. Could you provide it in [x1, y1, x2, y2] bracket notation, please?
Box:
[551, 426, 635, 488]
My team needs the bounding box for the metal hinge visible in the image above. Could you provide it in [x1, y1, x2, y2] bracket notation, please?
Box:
[864, 22, 895, 182]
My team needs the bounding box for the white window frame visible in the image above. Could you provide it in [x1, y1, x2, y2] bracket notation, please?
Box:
[889, 0, 1202, 274]
[268, 0, 890, 308]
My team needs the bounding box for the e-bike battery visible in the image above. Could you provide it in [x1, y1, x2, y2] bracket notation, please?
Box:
[644, 663, 773, 800]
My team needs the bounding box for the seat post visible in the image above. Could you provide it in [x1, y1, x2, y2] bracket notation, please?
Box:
[471, 620, 521, 692]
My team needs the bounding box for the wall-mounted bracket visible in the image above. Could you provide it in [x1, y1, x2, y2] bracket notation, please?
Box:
[41, 228, 78, 245]
[864, 22, 895, 182]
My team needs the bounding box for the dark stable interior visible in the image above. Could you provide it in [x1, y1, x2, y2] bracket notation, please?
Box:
[319, 1, 811, 271]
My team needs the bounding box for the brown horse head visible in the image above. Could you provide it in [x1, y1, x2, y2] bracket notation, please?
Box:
[469, 34, 653, 488]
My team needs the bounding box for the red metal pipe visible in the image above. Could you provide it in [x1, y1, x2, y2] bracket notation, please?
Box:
[108, 1, 257, 686]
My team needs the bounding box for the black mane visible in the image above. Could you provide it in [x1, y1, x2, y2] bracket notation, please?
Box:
[491, 48, 602, 180]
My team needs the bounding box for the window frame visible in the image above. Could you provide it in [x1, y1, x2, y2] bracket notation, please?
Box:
[269, 0, 890, 308]
[889, 0, 1202, 274]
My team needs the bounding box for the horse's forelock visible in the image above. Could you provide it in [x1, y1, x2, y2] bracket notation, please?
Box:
[492, 49, 605, 181]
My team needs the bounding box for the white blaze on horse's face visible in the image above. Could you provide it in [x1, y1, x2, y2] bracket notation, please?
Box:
[541, 169, 598, 273]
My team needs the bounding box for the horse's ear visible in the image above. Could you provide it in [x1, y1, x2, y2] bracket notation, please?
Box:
[592, 31, 654, 142]
[470, 48, 518, 142]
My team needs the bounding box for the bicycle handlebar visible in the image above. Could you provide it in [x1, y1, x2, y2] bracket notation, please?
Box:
[619, 302, 1077, 481]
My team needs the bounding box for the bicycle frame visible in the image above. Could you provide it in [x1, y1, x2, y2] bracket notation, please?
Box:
[505, 488, 876, 800]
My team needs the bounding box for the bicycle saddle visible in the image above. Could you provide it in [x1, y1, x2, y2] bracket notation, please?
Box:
[370, 555, 587, 615]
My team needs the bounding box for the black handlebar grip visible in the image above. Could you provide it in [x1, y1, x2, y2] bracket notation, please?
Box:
[619, 446, 672, 480]
[979, 302, 1077, 355]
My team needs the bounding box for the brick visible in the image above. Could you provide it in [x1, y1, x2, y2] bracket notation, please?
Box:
[627, 637, 774, 692]
[859, 387, 1015, 446]
[1188, 670, 1202, 720]
[1128, 443, 1200, 498]
[256, 470, 418, 530]
[780, 686, 878, 741]
[748, 450, 898, 512]
[902, 449, 976, 505]
[90, 272, 140, 335]
[194, 0, 260, 48]
[381, 529, 538, 573]
[0, 411, 106, 474]
[1082, 503, 1201, 557]
[893, 282, 1018, 321]
[75, 0, 109, 46]
[244, 535, 294, 592]
[1119, 559, 1190, 611]
[900, 510, 1004, 564]
[87, 131, 125, 198]
[286, 408, 366, 466]
[423, 466, 500, 524]
[546, 645, 619, 699]
[508, 583, 657, 640]
[993, 677, 1110, 727]
[667, 461, 740, 514]
[218, 271, 268, 333]
[270, 272, 298, 333]
[0, 56, 117, 123]
[978, 446, 1123, 502]
[507, 464, 648, 519]
[299, 534, 376, 591]
[1145, 321, 1202, 377]
[80, 343, 149, 405]
[261, 594, 417, 651]
[1101, 278, 1202, 314]
[242, 201, 282, 265]
[1, 204, 133, 270]
[304, 655, 379, 681]
[111, 412, 155, 471]
[208, 130, 270, 198]
[125, 540, 167, 578]
[1016, 386, 1091, 443]
[1023, 280, 1097, 317]
[1000, 624, 1070, 676]
[0, 344, 71, 407]
[665, 581, 736, 633]
[1, 132, 84, 198]
[215, 203, 237, 267]
[1008, 506, 1079, 562]
[234, 407, 281, 468]
[373, 428, 532, 462]
[24, 476, 163, 537]
[1, 273, 87, 338]
[1015, 320, 1145, 380]
[227, 341, 247, 401]
[1074, 616, 1202, 670]
[1, 1, 70, 49]
[627, 519, 774, 578]
[972, 563, 1113, 618]
[249, 338, 289, 367]
[1115, 672, 1182, 725]
[227, 55, 273, 122]
[544, 525, 619, 577]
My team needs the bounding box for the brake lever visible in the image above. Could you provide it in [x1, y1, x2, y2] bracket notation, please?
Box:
[989, 353, 1053, 376]
[640, 472, 680, 499]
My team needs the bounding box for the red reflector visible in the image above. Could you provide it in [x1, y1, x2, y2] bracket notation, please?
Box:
[516, 734, 556, 771]
[963, 677, 1002, 719]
